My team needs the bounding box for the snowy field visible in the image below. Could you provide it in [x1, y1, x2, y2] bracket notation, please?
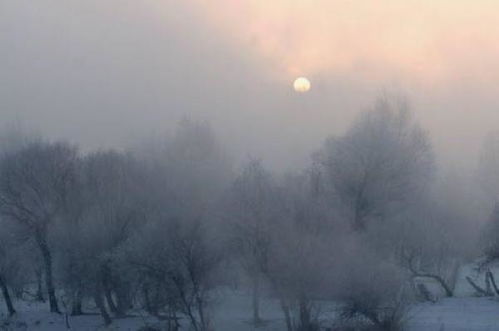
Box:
[2, 290, 499, 330]
[1, 261, 498, 331]
[407, 297, 499, 331]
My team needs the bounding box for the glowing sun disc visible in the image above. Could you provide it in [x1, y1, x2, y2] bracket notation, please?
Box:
[293, 77, 311, 93]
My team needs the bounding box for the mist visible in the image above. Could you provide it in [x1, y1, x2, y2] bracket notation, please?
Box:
[2, 1, 499, 330]
[3, 1, 499, 172]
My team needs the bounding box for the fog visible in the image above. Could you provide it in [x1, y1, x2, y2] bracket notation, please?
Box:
[3, 1, 499, 330]
[3, 1, 499, 171]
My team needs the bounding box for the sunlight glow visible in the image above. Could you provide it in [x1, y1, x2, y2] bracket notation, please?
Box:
[293, 77, 311, 93]
[186, 0, 499, 86]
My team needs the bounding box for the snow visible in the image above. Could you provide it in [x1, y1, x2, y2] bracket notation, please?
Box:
[0, 300, 160, 331]
[3, 283, 499, 330]
[407, 297, 499, 331]
[211, 290, 499, 331]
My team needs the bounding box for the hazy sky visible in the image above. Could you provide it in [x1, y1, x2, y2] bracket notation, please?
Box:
[2, 0, 499, 170]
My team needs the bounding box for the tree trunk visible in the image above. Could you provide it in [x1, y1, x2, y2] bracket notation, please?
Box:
[36, 232, 59, 313]
[115, 281, 130, 317]
[104, 286, 118, 315]
[35, 268, 45, 302]
[416, 283, 435, 302]
[486, 271, 499, 295]
[298, 296, 311, 331]
[167, 305, 180, 331]
[101, 264, 122, 317]
[466, 276, 490, 296]
[195, 293, 208, 331]
[416, 274, 453, 297]
[280, 299, 293, 331]
[143, 285, 154, 315]
[252, 274, 261, 324]
[0, 274, 15, 316]
[71, 288, 83, 315]
[93, 285, 112, 326]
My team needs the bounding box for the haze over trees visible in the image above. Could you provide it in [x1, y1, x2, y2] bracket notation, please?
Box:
[0, 98, 496, 330]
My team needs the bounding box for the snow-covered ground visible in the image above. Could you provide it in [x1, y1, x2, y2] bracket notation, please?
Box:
[407, 297, 499, 331]
[0, 299, 159, 330]
[2, 290, 499, 330]
[4, 262, 499, 331]
[213, 290, 499, 331]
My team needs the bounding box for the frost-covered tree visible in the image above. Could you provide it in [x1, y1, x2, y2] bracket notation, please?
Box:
[0, 141, 79, 313]
[227, 159, 277, 324]
[127, 120, 230, 329]
[264, 174, 336, 331]
[80, 150, 145, 321]
[315, 96, 433, 231]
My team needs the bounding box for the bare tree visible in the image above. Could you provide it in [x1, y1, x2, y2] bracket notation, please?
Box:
[400, 247, 454, 298]
[128, 121, 230, 330]
[0, 237, 17, 316]
[0, 141, 79, 313]
[168, 221, 221, 331]
[79, 150, 145, 321]
[128, 221, 182, 325]
[262, 171, 345, 331]
[227, 159, 277, 324]
[130, 219, 221, 331]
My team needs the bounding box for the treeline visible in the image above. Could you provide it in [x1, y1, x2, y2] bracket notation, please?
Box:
[0, 97, 496, 331]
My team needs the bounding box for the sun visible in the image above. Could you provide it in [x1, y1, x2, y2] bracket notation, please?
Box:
[293, 77, 311, 93]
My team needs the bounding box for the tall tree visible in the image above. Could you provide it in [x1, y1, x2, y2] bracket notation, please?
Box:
[80, 150, 144, 319]
[315, 96, 434, 231]
[0, 238, 16, 316]
[0, 141, 79, 313]
[264, 174, 336, 331]
[228, 159, 277, 324]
